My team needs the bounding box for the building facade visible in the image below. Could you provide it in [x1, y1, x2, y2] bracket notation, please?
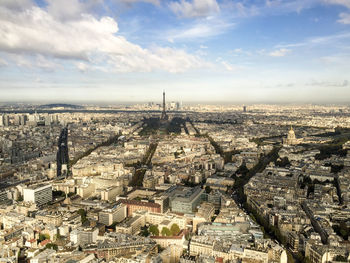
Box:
[23, 184, 52, 206]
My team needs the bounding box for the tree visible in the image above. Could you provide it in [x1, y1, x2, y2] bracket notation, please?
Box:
[140, 226, 149, 237]
[46, 243, 58, 250]
[77, 209, 88, 224]
[334, 255, 347, 262]
[52, 190, 65, 198]
[275, 157, 290, 167]
[338, 221, 349, 240]
[161, 227, 171, 236]
[205, 186, 211, 194]
[170, 224, 180, 236]
[39, 233, 50, 242]
[149, 225, 159, 236]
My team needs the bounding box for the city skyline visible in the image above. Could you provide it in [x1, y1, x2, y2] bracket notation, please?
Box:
[1, 102, 350, 262]
[1, 0, 350, 102]
[1, 2, 350, 260]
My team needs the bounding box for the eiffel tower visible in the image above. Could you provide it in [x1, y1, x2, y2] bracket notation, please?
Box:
[161, 90, 168, 121]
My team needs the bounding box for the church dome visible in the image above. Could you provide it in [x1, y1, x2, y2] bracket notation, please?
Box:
[287, 127, 296, 139]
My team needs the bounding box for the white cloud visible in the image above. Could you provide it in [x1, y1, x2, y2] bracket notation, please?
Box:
[220, 1, 259, 17]
[166, 19, 234, 42]
[0, 0, 34, 10]
[324, 0, 350, 24]
[319, 53, 350, 65]
[118, 0, 160, 5]
[229, 48, 252, 56]
[307, 79, 349, 87]
[35, 55, 61, 71]
[169, 0, 220, 18]
[221, 0, 320, 19]
[338, 12, 350, 24]
[268, 48, 291, 57]
[0, 57, 8, 67]
[276, 32, 350, 49]
[0, 4, 204, 73]
[45, 0, 101, 21]
[8, 54, 33, 68]
[106, 46, 204, 73]
[76, 62, 89, 72]
[215, 57, 245, 72]
[3, 53, 61, 70]
[264, 0, 319, 13]
[324, 0, 350, 9]
[221, 61, 237, 71]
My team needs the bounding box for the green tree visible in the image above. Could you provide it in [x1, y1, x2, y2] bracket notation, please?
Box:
[161, 227, 171, 236]
[52, 190, 65, 198]
[334, 255, 347, 262]
[140, 226, 149, 237]
[77, 208, 88, 224]
[39, 233, 50, 242]
[149, 225, 159, 236]
[46, 243, 58, 250]
[333, 221, 349, 240]
[170, 224, 180, 236]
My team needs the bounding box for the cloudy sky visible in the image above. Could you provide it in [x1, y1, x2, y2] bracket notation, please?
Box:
[0, 0, 350, 103]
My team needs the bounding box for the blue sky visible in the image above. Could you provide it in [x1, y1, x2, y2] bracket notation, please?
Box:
[0, 0, 350, 103]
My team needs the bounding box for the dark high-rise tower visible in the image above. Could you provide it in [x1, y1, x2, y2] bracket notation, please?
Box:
[57, 127, 69, 177]
[161, 90, 168, 120]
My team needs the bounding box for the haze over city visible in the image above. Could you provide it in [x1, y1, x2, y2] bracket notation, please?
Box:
[1, 0, 350, 103]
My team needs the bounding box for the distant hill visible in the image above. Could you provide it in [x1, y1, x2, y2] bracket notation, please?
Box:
[38, 103, 84, 109]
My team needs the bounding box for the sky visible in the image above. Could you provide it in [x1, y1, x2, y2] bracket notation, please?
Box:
[0, 0, 350, 103]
